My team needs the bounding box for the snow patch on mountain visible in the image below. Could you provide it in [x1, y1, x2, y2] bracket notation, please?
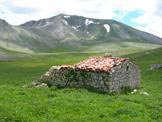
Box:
[76, 25, 81, 28]
[104, 24, 110, 32]
[64, 16, 70, 18]
[72, 26, 79, 31]
[71, 25, 81, 31]
[85, 19, 100, 26]
[63, 20, 68, 25]
[86, 31, 90, 34]
[85, 19, 94, 26]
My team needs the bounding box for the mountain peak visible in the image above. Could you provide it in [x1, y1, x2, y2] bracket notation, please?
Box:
[21, 14, 68, 28]
[0, 18, 9, 25]
[20, 14, 162, 43]
[1, 14, 162, 54]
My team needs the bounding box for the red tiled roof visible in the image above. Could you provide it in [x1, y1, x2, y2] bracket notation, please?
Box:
[74, 56, 128, 72]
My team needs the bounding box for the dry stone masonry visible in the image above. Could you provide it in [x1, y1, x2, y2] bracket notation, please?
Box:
[37, 56, 140, 93]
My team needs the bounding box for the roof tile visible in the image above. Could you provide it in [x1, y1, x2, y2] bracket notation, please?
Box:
[74, 56, 127, 72]
[57, 56, 128, 73]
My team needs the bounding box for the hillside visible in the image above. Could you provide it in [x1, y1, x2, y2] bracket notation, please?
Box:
[0, 14, 162, 57]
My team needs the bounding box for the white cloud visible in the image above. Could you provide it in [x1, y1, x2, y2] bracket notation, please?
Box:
[0, 0, 162, 38]
[134, 14, 162, 37]
[131, 0, 162, 38]
[0, 0, 115, 24]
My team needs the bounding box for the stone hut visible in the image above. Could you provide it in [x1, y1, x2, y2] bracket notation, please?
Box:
[37, 56, 140, 93]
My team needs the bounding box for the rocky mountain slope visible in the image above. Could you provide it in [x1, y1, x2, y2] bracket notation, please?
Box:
[0, 14, 162, 54]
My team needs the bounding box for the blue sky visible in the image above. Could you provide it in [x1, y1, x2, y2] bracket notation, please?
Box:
[0, 0, 162, 38]
[113, 10, 144, 27]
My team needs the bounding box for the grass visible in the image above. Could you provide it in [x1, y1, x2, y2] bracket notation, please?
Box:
[0, 49, 162, 122]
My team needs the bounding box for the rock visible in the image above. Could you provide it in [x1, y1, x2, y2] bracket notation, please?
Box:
[35, 83, 48, 88]
[150, 64, 162, 70]
[140, 91, 149, 96]
[131, 89, 137, 94]
[26, 81, 48, 88]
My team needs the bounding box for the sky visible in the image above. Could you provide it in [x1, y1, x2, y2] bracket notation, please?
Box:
[0, 0, 162, 38]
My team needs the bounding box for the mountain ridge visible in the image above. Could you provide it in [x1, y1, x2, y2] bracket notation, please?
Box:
[0, 14, 162, 55]
[20, 14, 162, 43]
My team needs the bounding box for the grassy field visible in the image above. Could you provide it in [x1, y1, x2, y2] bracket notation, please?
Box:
[0, 49, 162, 122]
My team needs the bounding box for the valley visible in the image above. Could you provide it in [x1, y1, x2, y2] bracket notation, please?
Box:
[0, 48, 162, 121]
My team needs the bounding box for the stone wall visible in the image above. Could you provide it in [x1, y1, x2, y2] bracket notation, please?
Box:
[38, 66, 112, 93]
[38, 61, 140, 93]
[110, 61, 140, 93]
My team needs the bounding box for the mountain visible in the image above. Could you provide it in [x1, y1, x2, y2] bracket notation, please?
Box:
[0, 14, 162, 55]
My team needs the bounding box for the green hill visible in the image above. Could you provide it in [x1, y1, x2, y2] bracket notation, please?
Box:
[0, 47, 161, 121]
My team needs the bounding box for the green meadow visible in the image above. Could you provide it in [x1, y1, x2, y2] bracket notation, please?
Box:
[0, 49, 162, 122]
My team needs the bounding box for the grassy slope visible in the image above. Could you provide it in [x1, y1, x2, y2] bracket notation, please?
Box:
[1, 41, 161, 62]
[0, 50, 162, 121]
